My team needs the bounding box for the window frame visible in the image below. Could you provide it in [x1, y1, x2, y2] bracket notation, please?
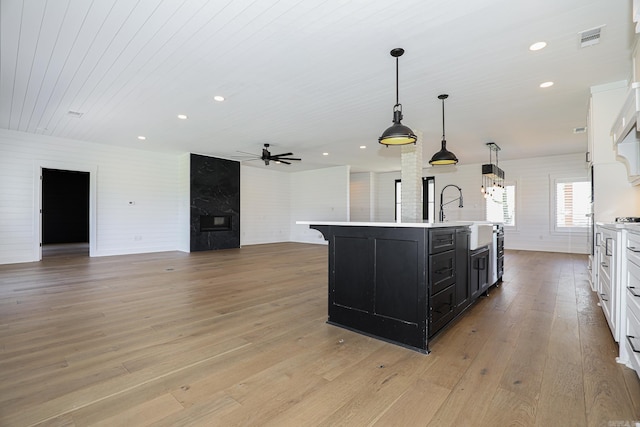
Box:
[550, 175, 590, 234]
[395, 177, 436, 222]
[485, 180, 517, 230]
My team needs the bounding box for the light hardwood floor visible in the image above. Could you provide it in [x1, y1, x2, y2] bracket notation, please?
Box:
[1, 243, 639, 426]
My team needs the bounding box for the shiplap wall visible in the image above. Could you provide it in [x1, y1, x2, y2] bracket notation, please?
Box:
[363, 153, 591, 254]
[350, 172, 375, 222]
[1, 126, 595, 263]
[290, 165, 350, 244]
[0, 129, 181, 264]
[240, 165, 291, 245]
[178, 153, 190, 252]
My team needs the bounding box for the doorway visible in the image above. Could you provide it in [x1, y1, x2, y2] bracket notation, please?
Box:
[41, 168, 90, 258]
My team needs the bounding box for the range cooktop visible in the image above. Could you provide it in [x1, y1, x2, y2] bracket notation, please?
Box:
[615, 217, 640, 223]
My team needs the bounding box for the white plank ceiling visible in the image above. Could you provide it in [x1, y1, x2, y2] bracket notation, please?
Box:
[0, 0, 634, 172]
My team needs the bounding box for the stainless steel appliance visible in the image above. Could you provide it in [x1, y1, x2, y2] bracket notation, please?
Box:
[615, 217, 640, 223]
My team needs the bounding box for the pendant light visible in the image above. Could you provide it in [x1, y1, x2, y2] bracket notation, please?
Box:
[429, 94, 459, 165]
[481, 142, 505, 199]
[379, 48, 417, 146]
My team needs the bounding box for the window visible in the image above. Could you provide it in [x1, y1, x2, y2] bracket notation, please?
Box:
[554, 178, 590, 230]
[395, 177, 435, 221]
[395, 180, 402, 220]
[485, 184, 516, 226]
[423, 177, 435, 222]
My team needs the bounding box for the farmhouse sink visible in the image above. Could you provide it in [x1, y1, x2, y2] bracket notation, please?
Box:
[469, 223, 494, 250]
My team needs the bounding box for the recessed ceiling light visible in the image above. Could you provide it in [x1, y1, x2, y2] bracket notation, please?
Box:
[177, 114, 188, 120]
[323, 152, 329, 156]
[137, 136, 146, 140]
[213, 95, 225, 102]
[529, 41, 547, 51]
[360, 145, 366, 149]
[539, 81, 554, 88]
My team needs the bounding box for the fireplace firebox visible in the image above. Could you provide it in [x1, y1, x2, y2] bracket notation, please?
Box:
[200, 215, 231, 232]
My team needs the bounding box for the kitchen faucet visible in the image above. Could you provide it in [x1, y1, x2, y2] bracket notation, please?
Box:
[439, 184, 464, 222]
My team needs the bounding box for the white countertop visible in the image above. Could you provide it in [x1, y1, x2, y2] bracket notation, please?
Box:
[296, 220, 474, 228]
[597, 222, 640, 231]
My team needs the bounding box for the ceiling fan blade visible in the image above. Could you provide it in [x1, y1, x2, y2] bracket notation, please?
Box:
[271, 152, 293, 157]
[276, 160, 292, 165]
[230, 155, 260, 159]
[275, 157, 301, 161]
[236, 150, 259, 156]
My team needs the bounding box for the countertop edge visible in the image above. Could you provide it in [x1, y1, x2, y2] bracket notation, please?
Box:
[296, 220, 474, 229]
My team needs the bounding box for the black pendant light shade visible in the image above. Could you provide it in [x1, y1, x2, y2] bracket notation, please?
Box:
[429, 94, 458, 165]
[379, 48, 417, 146]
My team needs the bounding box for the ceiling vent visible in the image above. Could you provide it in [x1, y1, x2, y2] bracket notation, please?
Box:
[67, 110, 84, 118]
[579, 26, 603, 48]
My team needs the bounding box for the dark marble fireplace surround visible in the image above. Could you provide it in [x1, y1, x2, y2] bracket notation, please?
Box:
[190, 154, 240, 251]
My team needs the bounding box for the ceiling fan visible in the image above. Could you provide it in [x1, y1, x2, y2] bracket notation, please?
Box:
[236, 144, 302, 165]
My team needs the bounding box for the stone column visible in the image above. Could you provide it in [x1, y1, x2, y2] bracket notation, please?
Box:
[400, 130, 423, 223]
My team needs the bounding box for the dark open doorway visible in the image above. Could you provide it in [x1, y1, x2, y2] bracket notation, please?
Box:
[42, 168, 90, 257]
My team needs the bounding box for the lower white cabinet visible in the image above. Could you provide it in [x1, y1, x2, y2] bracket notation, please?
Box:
[596, 224, 622, 342]
[619, 228, 640, 373]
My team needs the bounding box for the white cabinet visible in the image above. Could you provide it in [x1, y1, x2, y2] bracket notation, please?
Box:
[596, 224, 623, 342]
[619, 228, 640, 376]
[587, 84, 632, 285]
[611, 83, 640, 185]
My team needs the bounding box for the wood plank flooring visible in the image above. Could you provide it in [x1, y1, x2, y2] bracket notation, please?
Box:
[1, 243, 639, 426]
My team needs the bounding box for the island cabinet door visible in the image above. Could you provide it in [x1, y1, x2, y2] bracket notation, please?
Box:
[430, 229, 456, 253]
[325, 226, 430, 352]
[470, 247, 490, 299]
[454, 228, 471, 314]
[430, 251, 456, 295]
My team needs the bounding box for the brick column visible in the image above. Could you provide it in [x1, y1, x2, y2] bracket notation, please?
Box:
[401, 130, 423, 223]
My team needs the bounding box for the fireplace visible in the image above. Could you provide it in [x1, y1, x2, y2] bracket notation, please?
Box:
[190, 154, 240, 251]
[200, 215, 232, 232]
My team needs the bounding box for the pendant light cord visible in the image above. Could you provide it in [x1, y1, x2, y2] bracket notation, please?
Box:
[441, 97, 446, 140]
[395, 57, 399, 106]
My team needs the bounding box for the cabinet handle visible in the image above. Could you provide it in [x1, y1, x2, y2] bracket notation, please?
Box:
[435, 267, 453, 275]
[605, 238, 613, 256]
[627, 335, 640, 354]
[595, 232, 602, 246]
[435, 239, 453, 245]
[629, 246, 640, 253]
[599, 293, 608, 302]
[629, 287, 640, 297]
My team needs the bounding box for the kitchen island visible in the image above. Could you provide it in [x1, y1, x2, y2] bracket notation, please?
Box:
[298, 221, 496, 353]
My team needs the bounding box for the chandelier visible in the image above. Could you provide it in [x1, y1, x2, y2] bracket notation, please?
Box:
[481, 142, 504, 199]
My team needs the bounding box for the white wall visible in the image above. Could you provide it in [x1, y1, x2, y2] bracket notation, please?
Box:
[0, 129, 182, 264]
[178, 152, 191, 252]
[500, 154, 589, 254]
[350, 172, 375, 222]
[290, 165, 350, 244]
[240, 165, 291, 245]
[1, 126, 602, 263]
[367, 153, 591, 254]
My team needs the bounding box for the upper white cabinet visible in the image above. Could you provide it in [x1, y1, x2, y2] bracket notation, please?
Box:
[589, 81, 627, 165]
[611, 83, 640, 185]
[588, 83, 640, 223]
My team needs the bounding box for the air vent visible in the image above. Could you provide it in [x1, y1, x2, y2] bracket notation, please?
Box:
[579, 26, 603, 48]
[573, 127, 587, 134]
[67, 110, 84, 118]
